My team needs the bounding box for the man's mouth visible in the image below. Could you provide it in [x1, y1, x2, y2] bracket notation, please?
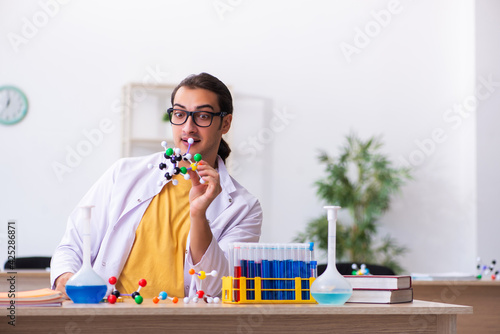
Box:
[181, 137, 201, 145]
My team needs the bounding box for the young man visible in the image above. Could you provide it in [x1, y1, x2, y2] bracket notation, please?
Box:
[51, 73, 262, 298]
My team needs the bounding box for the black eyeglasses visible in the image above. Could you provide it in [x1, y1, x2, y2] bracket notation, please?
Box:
[167, 108, 228, 127]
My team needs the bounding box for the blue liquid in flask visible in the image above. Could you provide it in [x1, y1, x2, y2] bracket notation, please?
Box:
[65, 206, 108, 304]
[66, 285, 107, 304]
[311, 292, 352, 305]
[310, 206, 353, 305]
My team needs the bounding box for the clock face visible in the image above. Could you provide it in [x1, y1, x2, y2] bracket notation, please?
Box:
[0, 86, 28, 125]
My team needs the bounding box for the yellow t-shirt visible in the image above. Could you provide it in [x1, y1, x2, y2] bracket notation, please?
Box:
[116, 175, 191, 298]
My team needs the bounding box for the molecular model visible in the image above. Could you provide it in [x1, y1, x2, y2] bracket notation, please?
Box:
[147, 138, 204, 187]
[153, 291, 179, 304]
[351, 263, 370, 275]
[107, 276, 147, 304]
[185, 268, 220, 304]
[476, 258, 498, 280]
[152, 268, 220, 305]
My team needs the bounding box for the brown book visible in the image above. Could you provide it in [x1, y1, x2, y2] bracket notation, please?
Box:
[343, 275, 412, 290]
[346, 287, 413, 304]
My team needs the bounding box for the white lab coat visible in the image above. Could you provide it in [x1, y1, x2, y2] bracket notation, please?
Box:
[50, 153, 262, 298]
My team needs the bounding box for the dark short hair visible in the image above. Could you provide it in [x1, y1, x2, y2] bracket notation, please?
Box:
[171, 73, 232, 162]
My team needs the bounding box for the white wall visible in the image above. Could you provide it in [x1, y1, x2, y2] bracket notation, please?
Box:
[0, 0, 495, 274]
[476, 0, 500, 267]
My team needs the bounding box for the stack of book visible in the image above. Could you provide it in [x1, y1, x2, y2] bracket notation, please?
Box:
[344, 275, 413, 304]
[0, 288, 65, 307]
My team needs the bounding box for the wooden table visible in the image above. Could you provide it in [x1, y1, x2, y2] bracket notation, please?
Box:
[0, 299, 471, 333]
[413, 280, 500, 334]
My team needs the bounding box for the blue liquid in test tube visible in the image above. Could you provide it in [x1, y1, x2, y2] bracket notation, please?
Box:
[285, 244, 293, 300]
[300, 243, 311, 300]
[240, 244, 248, 300]
[272, 244, 281, 300]
[261, 244, 271, 300]
[247, 243, 256, 300]
[310, 241, 317, 279]
[255, 244, 263, 299]
[255, 244, 262, 278]
[292, 243, 302, 300]
[278, 244, 286, 300]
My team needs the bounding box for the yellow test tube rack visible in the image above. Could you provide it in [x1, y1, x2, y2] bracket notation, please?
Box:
[222, 276, 317, 304]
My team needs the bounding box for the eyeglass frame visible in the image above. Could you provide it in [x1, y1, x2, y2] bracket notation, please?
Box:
[166, 107, 228, 128]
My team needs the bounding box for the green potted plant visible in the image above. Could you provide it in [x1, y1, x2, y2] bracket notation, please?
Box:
[295, 133, 411, 274]
[162, 112, 170, 122]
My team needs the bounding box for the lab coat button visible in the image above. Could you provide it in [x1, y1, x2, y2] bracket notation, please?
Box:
[102, 261, 106, 267]
[137, 198, 141, 202]
[229, 198, 232, 203]
[185, 250, 188, 254]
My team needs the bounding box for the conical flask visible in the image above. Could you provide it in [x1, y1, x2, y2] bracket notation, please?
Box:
[310, 206, 352, 305]
[65, 206, 107, 303]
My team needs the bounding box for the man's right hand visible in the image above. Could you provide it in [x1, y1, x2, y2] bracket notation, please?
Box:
[54, 272, 74, 299]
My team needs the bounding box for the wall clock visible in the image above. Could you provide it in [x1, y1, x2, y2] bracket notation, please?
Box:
[0, 86, 29, 125]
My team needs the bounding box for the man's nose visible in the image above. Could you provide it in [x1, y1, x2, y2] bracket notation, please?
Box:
[182, 115, 197, 133]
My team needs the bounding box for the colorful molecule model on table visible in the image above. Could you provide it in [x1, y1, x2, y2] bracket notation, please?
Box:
[107, 276, 147, 304]
[351, 263, 370, 275]
[476, 258, 497, 280]
[147, 138, 204, 187]
[152, 291, 179, 304]
[151, 268, 220, 304]
[183, 268, 220, 304]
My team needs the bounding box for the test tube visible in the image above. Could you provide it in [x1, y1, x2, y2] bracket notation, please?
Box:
[240, 243, 248, 278]
[299, 243, 309, 300]
[279, 244, 286, 300]
[272, 243, 280, 300]
[233, 243, 241, 302]
[247, 243, 256, 300]
[309, 242, 317, 278]
[285, 244, 293, 300]
[255, 244, 263, 278]
[255, 244, 263, 300]
[261, 244, 271, 300]
[240, 243, 250, 299]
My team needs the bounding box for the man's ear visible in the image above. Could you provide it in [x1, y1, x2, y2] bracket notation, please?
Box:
[221, 114, 232, 134]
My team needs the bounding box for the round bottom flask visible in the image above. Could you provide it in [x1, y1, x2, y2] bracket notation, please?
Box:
[66, 271, 108, 304]
[65, 206, 107, 304]
[310, 206, 352, 305]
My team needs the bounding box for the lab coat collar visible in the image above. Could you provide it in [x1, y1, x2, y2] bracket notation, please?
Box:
[216, 156, 236, 194]
[116, 152, 173, 224]
[205, 156, 235, 222]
